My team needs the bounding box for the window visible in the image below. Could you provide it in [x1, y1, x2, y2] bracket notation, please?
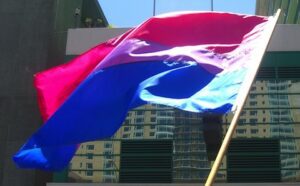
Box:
[86, 163, 93, 169]
[251, 129, 258, 134]
[236, 129, 246, 134]
[251, 86, 256, 91]
[279, 101, 289, 106]
[249, 118, 258, 124]
[263, 118, 266, 122]
[150, 117, 156, 122]
[124, 127, 130, 132]
[135, 118, 144, 123]
[135, 125, 143, 130]
[250, 111, 257, 116]
[238, 119, 246, 124]
[134, 132, 143, 137]
[87, 153, 93, 159]
[151, 110, 156, 115]
[86, 145, 94, 150]
[86, 170, 93, 176]
[249, 94, 257, 99]
[105, 162, 113, 168]
[150, 132, 155, 136]
[136, 110, 144, 115]
[104, 151, 112, 157]
[104, 143, 112, 148]
[249, 101, 257, 106]
[124, 119, 130, 125]
[122, 134, 129, 138]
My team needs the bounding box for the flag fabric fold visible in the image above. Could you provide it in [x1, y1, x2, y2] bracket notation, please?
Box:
[14, 11, 272, 170]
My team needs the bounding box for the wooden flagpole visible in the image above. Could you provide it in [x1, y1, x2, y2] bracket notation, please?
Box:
[205, 9, 281, 186]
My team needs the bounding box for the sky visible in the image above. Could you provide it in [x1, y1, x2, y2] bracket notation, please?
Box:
[98, 0, 257, 28]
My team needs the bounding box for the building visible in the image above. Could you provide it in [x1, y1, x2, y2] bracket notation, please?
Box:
[2, 0, 300, 185]
[0, 1, 107, 186]
[62, 21, 300, 183]
[256, 0, 300, 24]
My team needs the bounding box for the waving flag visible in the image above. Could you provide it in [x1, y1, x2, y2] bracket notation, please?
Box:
[14, 11, 273, 170]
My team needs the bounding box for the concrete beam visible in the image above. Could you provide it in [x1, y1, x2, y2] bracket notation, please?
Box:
[66, 25, 300, 55]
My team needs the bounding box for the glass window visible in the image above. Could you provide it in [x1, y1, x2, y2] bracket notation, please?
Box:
[87, 153, 93, 159]
[105, 162, 113, 168]
[236, 129, 246, 134]
[249, 118, 258, 124]
[136, 110, 145, 115]
[135, 118, 144, 123]
[86, 145, 94, 150]
[86, 163, 93, 169]
[86, 170, 93, 176]
[250, 111, 257, 116]
[251, 129, 258, 134]
[135, 125, 143, 130]
[134, 132, 143, 137]
[238, 119, 246, 124]
[104, 143, 112, 148]
[151, 117, 156, 122]
[150, 132, 155, 136]
[124, 119, 130, 125]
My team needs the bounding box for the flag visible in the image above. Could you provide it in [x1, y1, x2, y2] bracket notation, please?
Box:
[14, 11, 272, 170]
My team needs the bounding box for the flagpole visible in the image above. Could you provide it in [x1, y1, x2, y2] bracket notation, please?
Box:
[153, 0, 156, 16]
[205, 9, 281, 186]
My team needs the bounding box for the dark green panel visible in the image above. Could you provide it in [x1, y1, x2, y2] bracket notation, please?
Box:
[262, 52, 300, 67]
[120, 140, 173, 183]
[227, 139, 281, 183]
[286, 0, 298, 24]
[53, 169, 69, 182]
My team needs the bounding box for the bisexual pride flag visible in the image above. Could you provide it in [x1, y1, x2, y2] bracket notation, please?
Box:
[14, 12, 273, 170]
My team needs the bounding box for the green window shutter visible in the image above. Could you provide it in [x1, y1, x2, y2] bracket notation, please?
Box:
[227, 139, 281, 182]
[119, 140, 173, 183]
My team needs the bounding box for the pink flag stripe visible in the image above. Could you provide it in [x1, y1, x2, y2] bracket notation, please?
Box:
[129, 12, 268, 52]
[34, 30, 133, 120]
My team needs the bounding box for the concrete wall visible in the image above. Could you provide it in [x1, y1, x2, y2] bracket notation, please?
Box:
[0, 0, 55, 186]
[0, 1, 108, 185]
[65, 25, 300, 55]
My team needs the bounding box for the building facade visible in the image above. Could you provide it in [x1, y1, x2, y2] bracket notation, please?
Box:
[61, 24, 300, 183]
[0, 1, 107, 186]
[256, 0, 300, 24]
